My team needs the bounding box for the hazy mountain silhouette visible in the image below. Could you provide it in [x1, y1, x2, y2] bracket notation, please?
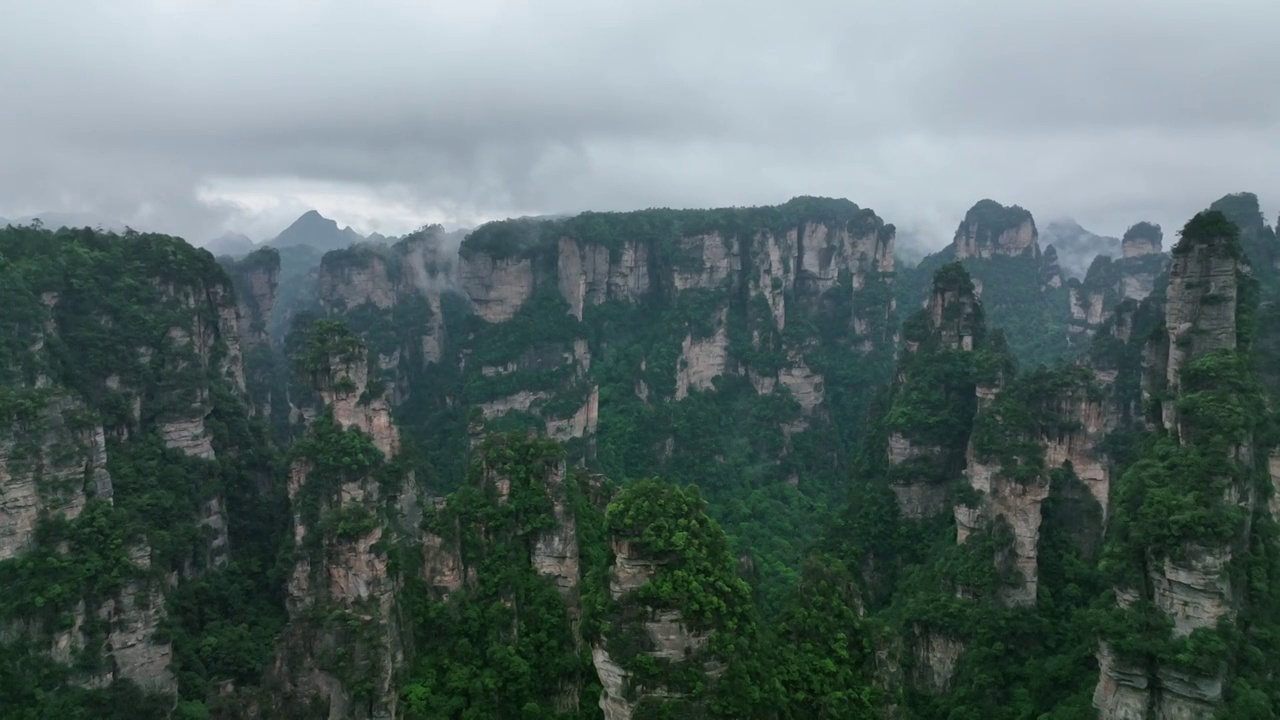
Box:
[1039, 218, 1121, 279]
[268, 210, 366, 251]
[201, 231, 257, 258]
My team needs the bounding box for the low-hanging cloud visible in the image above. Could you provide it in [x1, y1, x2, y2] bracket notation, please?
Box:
[1, 0, 1277, 248]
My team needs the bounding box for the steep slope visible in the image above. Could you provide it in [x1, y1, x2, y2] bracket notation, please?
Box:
[405, 434, 605, 717]
[1093, 210, 1278, 718]
[439, 197, 898, 606]
[269, 321, 419, 719]
[588, 480, 765, 719]
[221, 247, 282, 421]
[0, 225, 287, 718]
[830, 261, 1126, 715]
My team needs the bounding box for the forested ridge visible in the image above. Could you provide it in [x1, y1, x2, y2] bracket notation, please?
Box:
[2, 192, 1279, 719]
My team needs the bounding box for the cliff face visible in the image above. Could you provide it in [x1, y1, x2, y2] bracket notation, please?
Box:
[404, 434, 607, 717]
[1209, 192, 1279, 282]
[1122, 222, 1163, 261]
[847, 260, 1136, 710]
[456, 200, 894, 440]
[271, 323, 418, 720]
[1159, 221, 1238, 431]
[1093, 210, 1262, 719]
[446, 199, 898, 600]
[952, 199, 1039, 260]
[0, 395, 112, 563]
[1040, 244, 1064, 289]
[593, 537, 719, 720]
[590, 480, 754, 720]
[0, 395, 176, 694]
[224, 247, 280, 351]
[957, 365, 1108, 607]
[0, 226, 284, 711]
[1067, 223, 1166, 344]
[1117, 222, 1165, 302]
[315, 229, 454, 406]
[902, 199, 1072, 370]
[886, 263, 984, 520]
[223, 247, 281, 418]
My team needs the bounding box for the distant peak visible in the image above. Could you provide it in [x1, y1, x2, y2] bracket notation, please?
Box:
[270, 209, 364, 252]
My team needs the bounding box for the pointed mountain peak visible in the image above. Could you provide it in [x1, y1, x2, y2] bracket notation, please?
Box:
[270, 210, 366, 252]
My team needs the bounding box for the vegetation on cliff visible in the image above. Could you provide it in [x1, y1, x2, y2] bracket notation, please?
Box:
[5, 192, 1280, 719]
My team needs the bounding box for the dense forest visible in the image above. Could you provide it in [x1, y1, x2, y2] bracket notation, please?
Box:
[1, 192, 1279, 719]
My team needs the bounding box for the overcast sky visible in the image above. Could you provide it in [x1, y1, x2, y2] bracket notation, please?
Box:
[1, 0, 1278, 251]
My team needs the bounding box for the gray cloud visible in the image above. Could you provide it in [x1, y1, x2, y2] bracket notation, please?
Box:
[1, 0, 1277, 249]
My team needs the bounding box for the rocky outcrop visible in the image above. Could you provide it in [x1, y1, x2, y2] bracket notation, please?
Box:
[910, 628, 963, 694]
[445, 201, 897, 476]
[1118, 223, 1164, 302]
[465, 445, 583, 600]
[1069, 283, 1111, 337]
[593, 539, 717, 720]
[0, 541, 176, 695]
[1045, 392, 1111, 515]
[927, 269, 983, 352]
[319, 249, 398, 312]
[318, 348, 399, 458]
[225, 248, 280, 349]
[459, 252, 534, 323]
[1040, 245, 1064, 289]
[777, 353, 825, 413]
[1067, 256, 1122, 341]
[1208, 192, 1279, 278]
[0, 397, 174, 694]
[148, 276, 249, 458]
[956, 452, 1049, 607]
[1122, 222, 1163, 260]
[0, 395, 112, 561]
[98, 545, 177, 694]
[1068, 224, 1165, 343]
[674, 233, 739, 291]
[223, 248, 281, 416]
[1093, 641, 1151, 719]
[1160, 220, 1238, 431]
[888, 265, 984, 520]
[958, 365, 1110, 607]
[952, 200, 1039, 260]
[1150, 546, 1233, 637]
[675, 308, 730, 399]
[318, 233, 452, 402]
[471, 340, 598, 442]
[1093, 211, 1252, 719]
[160, 414, 214, 459]
[545, 386, 600, 442]
[272, 329, 418, 719]
[556, 237, 652, 320]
